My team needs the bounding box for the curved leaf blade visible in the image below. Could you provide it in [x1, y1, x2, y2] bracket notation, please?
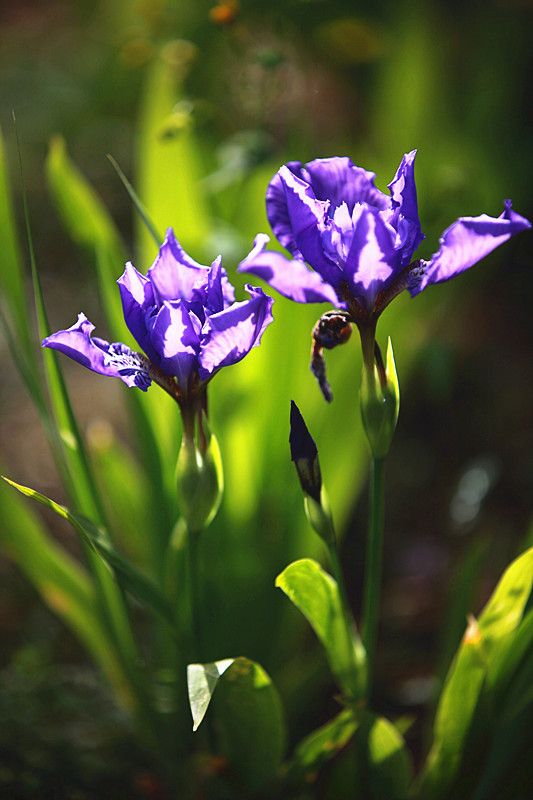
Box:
[276, 558, 366, 700]
[188, 657, 286, 793]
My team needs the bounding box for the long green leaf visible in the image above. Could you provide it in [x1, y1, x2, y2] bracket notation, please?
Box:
[417, 548, 533, 798]
[0, 475, 134, 710]
[188, 657, 286, 793]
[45, 136, 129, 342]
[276, 558, 366, 701]
[417, 615, 486, 799]
[3, 477, 176, 630]
[0, 124, 31, 351]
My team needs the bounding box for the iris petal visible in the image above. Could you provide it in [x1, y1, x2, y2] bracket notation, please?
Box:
[147, 227, 209, 304]
[409, 200, 531, 296]
[278, 166, 341, 286]
[198, 285, 274, 379]
[304, 156, 389, 212]
[42, 313, 151, 390]
[238, 234, 343, 306]
[149, 301, 200, 389]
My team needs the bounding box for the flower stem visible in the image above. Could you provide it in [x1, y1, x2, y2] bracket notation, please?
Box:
[186, 528, 204, 663]
[361, 455, 386, 700]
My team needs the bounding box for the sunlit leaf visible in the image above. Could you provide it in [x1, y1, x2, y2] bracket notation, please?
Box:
[188, 657, 286, 791]
[276, 558, 366, 701]
[478, 546, 533, 654]
[187, 658, 235, 732]
[417, 615, 486, 800]
[367, 714, 413, 800]
[214, 657, 286, 792]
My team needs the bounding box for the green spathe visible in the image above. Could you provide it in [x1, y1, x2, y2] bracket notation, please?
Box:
[176, 418, 223, 534]
[360, 337, 400, 459]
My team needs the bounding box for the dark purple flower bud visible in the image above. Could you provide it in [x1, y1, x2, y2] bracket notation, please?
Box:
[289, 400, 321, 503]
[289, 401, 336, 545]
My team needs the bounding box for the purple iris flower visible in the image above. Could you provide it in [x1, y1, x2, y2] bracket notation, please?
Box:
[43, 228, 274, 402]
[238, 151, 531, 317]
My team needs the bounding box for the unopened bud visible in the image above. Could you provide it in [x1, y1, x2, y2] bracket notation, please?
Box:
[290, 401, 335, 546]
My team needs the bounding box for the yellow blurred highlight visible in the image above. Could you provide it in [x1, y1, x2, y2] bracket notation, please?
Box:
[462, 613, 482, 646]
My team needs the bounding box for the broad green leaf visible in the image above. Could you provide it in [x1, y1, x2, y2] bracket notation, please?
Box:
[367, 714, 413, 800]
[3, 477, 175, 631]
[187, 658, 235, 732]
[213, 657, 286, 793]
[188, 657, 286, 791]
[417, 615, 486, 799]
[286, 708, 359, 786]
[276, 558, 366, 701]
[46, 136, 124, 256]
[478, 546, 533, 656]
[0, 474, 134, 710]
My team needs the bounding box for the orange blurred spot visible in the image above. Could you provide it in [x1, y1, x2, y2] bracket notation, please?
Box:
[209, 0, 239, 26]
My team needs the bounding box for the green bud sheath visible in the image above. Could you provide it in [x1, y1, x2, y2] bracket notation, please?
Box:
[176, 421, 224, 535]
[304, 486, 336, 548]
[360, 337, 400, 459]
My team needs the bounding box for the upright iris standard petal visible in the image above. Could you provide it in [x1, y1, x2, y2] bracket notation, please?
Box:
[42, 313, 151, 390]
[304, 157, 389, 212]
[409, 200, 532, 296]
[147, 228, 208, 305]
[277, 166, 339, 285]
[344, 206, 399, 306]
[43, 228, 274, 399]
[198, 285, 274, 379]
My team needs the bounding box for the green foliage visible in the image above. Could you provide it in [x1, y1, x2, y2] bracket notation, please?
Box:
[276, 558, 366, 702]
[188, 657, 286, 793]
[417, 547, 533, 800]
[3, 477, 176, 631]
[0, 476, 134, 711]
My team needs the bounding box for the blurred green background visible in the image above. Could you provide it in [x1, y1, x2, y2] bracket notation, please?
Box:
[1, 0, 532, 796]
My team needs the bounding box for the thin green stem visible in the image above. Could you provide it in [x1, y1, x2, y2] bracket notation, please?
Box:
[361, 455, 386, 701]
[187, 529, 203, 664]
